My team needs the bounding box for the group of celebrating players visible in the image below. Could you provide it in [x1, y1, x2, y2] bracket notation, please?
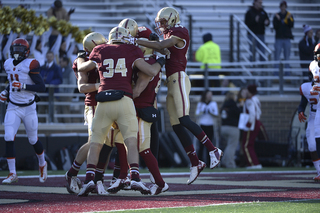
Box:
[1, 6, 223, 196]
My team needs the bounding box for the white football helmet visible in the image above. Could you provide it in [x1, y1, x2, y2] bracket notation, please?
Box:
[137, 38, 154, 57]
[83, 32, 107, 53]
[155, 7, 180, 35]
[108, 27, 130, 44]
[118, 18, 139, 37]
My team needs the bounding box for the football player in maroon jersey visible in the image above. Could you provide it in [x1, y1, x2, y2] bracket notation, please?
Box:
[133, 7, 223, 185]
[76, 27, 165, 195]
[65, 32, 129, 196]
[131, 39, 169, 195]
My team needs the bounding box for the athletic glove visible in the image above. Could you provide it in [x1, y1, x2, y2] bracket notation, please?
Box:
[149, 33, 159, 42]
[156, 57, 166, 67]
[77, 50, 87, 59]
[298, 112, 307, 123]
[0, 90, 8, 103]
[11, 81, 26, 90]
[68, 8, 75, 16]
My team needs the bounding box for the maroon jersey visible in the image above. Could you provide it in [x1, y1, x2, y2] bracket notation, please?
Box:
[133, 56, 161, 108]
[89, 43, 144, 96]
[72, 59, 98, 106]
[164, 25, 189, 78]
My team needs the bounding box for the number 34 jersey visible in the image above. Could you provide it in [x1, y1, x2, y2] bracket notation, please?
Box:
[300, 81, 318, 118]
[4, 58, 39, 105]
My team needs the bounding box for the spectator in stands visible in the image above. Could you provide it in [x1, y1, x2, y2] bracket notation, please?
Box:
[241, 85, 268, 169]
[273, 1, 294, 72]
[315, 29, 320, 44]
[299, 25, 316, 74]
[195, 33, 221, 94]
[46, 0, 75, 49]
[57, 56, 76, 123]
[220, 92, 241, 168]
[38, 51, 63, 122]
[244, 0, 270, 62]
[195, 90, 219, 166]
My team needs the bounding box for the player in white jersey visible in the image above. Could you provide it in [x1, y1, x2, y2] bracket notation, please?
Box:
[299, 67, 320, 181]
[0, 38, 47, 184]
[307, 44, 320, 181]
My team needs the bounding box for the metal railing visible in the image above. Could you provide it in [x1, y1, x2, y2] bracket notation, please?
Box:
[230, 14, 273, 63]
[0, 59, 309, 124]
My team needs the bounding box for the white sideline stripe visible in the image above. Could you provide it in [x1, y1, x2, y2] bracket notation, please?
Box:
[0, 170, 315, 179]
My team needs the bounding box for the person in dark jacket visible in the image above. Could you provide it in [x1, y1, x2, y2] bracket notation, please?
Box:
[244, 0, 270, 62]
[299, 25, 316, 79]
[220, 92, 241, 168]
[273, 1, 294, 71]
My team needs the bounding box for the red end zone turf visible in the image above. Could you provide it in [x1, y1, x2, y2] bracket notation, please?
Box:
[0, 171, 319, 212]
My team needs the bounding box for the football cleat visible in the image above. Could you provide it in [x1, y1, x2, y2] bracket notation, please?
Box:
[123, 177, 131, 190]
[107, 178, 126, 194]
[187, 160, 206, 185]
[78, 180, 95, 197]
[109, 177, 117, 187]
[2, 173, 18, 184]
[313, 174, 320, 182]
[65, 172, 82, 194]
[131, 180, 151, 195]
[150, 173, 155, 184]
[96, 180, 109, 195]
[39, 162, 47, 183]
[209, 148, 223, 169]
[150, 182, 169, 195]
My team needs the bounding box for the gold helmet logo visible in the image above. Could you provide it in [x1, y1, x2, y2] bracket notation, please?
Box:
[83, 32, 107, 53]
[119, 18, 138, 37]
[108, 27, 130, 44]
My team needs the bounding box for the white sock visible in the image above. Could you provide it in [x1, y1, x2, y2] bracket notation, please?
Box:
[7, 158, 16, 174]
[37, 152, 46, 167]
[313, 159, 320, 175]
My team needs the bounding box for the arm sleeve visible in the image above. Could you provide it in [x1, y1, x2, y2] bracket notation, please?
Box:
[297, 95, 308, 114]
[27, 60, 46, 92]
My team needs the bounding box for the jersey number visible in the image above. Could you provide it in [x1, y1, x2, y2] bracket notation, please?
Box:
[10, 74, 19, 81]
[102, 58, 128, 78]
[310, 98, 318, 112]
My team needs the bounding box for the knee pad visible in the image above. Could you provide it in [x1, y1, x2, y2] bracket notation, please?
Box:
[4, 127, 15, 142]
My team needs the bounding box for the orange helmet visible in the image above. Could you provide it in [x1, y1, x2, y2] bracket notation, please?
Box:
[10, 38, 30, 61]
